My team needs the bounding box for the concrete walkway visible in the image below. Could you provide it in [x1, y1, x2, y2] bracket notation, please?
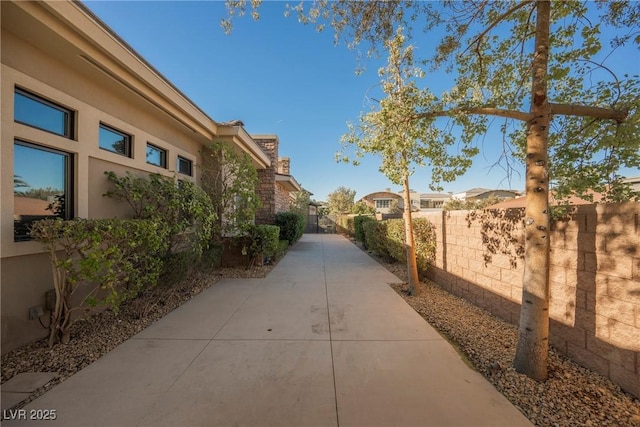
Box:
[4, 234, 531, 426]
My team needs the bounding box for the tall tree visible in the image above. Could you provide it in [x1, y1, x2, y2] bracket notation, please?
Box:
[200, 141, 260, 241]
[325, 186, 356, 214]
[224, 0, 640, 379]
[411, 1, 639, 380]
[339, 28, 473, 296]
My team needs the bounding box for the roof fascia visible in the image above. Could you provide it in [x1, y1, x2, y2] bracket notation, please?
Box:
[217, 126, 271, 169]
[24, 0, 218, 139]
[275, 173, 302, 192]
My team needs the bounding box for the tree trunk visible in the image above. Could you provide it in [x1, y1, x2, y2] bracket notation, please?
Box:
[402, 172, 421, 296]
[514, 0, 551, 381]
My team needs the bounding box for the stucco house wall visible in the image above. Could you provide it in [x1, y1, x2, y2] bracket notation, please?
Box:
[0, 1, 274, 353]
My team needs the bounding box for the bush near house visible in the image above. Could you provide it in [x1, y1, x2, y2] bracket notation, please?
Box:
[243, 224, 280, 266]
[354, 215, 376, 243]
[104, 171, 217, 278]
[103, 171, 216, 258]
[361, 217, 436, 274]
[275, 211, 304, 245]
[31, 218, 168, 347]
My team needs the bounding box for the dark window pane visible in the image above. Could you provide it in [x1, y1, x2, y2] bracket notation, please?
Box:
[177, 156, 192, 176]
[14, 142, 71, 241]
[146, 143, 166, 167]
[99, 124, 131, 157]
[14, 89, 71, 137]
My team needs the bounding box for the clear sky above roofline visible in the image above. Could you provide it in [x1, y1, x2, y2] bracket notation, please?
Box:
[83, 1, 639, 202]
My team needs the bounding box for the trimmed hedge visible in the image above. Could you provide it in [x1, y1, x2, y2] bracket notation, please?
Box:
[275, 211, 304, 244]
[361, 217, 436, 274]
[362, 220, 390, 259]
[354, 215, 376, 243]
[336, 215, 355, 237]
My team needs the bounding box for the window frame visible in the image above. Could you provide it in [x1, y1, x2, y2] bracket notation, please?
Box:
[99, 123, 132, 157]
[375, 199, 391, 209]
[146, 143, 167, 168]
[14, 87, 74, 139]
[13, 140, 74, 242]
[177, 155, 193, 176]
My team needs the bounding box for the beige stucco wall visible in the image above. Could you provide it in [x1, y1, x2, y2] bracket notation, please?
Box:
[1, 3, 209, 353]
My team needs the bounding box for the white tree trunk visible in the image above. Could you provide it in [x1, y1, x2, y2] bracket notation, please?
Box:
[514, 0, 551, 381]
[402, 172, 421, 296]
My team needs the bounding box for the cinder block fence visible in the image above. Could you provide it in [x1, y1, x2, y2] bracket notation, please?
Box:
[416, 202, 640, 398]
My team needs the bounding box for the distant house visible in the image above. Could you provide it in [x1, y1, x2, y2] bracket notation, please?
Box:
[360, 189, 451, 213]
[486, 191, 606, 209]
[419, 193, 451, 210]
[452, 187, 520, 201]
[622, 176, 640, 192]
[360, 190, 403, 214]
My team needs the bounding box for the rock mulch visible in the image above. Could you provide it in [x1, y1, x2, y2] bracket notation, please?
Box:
[373, 253, 640, 427]
[1, 265, 272, 411]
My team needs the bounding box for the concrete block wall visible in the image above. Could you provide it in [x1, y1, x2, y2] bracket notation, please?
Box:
[416, 202, 640, 398]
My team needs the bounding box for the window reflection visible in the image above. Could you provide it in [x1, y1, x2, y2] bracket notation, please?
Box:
[14, 142, 71, 241]
[99, 124, 131, 157]
[146, 143, 166, 168]
[14, 89, 72, 137]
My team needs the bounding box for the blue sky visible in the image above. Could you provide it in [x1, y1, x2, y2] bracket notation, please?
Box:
[83, 1, 638, 202]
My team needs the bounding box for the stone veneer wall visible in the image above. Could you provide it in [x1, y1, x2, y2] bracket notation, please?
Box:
[416, 202, 640, 398]
[275, 184, 291, 214]
[254, 138, 278, 224]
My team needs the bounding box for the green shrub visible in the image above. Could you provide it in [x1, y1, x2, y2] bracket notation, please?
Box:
[159, 250, 200, 285]
[362, 219, 390, 259]
[354, 215, 376, 243]
[385, 219, 407, 264]
[244, 224, 280, 266]
[31, 218, 168, 346]
[412, 217, 437, 272]
[104, 171, 216, 257]
[369, 218, 436, 274]
[275, 240, 289, 261]
[336, 215, 355, 237]
[275, 211, 304, 244]
[199, 243, 223, 271]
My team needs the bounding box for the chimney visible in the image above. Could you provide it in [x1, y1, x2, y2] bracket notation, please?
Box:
[278, 157, 290, 175]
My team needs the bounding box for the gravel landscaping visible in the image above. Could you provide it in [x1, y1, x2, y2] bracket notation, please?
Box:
[2, 240, 640, 426]
[369, 251, 640, 427]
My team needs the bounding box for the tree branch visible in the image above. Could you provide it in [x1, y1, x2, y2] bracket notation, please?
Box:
[463, 0, 536, 56]
[413, 103, 628, 123]
[413, 107, 533, 122]
[549, 103, 628, 121]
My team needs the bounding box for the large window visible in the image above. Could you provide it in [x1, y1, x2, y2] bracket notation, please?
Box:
[99, 124, 132, 157]
[177, 156, 193, 176]
[13, 141, 72, 241]
[146, 143, 167, 168]
[375, 199, 391, 209]
[14, 88, 74, 138]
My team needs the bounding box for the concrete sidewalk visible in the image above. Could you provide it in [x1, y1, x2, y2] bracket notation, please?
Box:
[3, 234, 531, 426]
